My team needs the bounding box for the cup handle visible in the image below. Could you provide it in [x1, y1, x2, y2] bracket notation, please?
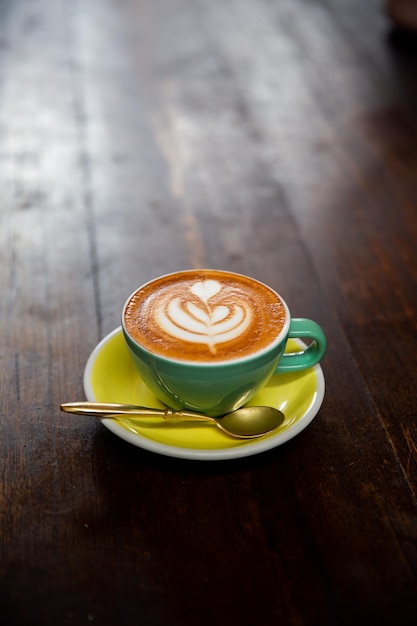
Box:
[275, 318, 327, 373]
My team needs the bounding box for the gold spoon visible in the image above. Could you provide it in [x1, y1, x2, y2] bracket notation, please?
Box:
[60, 402, 285, 439]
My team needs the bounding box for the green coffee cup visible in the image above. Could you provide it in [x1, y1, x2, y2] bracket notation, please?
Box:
[122, 270, 326, 417]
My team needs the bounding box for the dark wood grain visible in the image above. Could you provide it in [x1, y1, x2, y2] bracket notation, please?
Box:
[1, 0, 417, 624]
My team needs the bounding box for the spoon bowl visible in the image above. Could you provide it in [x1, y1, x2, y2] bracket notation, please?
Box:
[60, 402, 285, 439]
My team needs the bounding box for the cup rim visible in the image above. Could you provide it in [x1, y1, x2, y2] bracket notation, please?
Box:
[121, 269, 291, 367]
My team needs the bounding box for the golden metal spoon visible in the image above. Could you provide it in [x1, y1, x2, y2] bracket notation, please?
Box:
[60, 402, 285, 439]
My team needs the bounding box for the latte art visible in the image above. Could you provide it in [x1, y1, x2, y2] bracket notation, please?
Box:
[123, 270, 287, 362]
[156, 280, 252, 354]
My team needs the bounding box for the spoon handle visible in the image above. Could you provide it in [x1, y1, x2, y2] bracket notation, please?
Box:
[60, 402, 211, 422]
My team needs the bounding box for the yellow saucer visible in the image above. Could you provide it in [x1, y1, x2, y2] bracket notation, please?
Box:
[83, 328, 325, 461]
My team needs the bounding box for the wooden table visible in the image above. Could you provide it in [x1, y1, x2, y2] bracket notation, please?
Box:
[1, 1, 417, 624]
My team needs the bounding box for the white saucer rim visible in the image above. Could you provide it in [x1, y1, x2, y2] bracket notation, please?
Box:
[83, 327, 325, 461]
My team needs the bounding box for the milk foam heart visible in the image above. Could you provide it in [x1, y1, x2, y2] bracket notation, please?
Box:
[190, 279, 221, 302]
[156, 281, 252, 354]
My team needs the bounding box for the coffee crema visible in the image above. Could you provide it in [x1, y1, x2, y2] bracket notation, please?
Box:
[123, 270, 287, 362]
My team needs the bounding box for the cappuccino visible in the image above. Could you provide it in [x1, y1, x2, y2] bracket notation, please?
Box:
[123, 270, 287, 362]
